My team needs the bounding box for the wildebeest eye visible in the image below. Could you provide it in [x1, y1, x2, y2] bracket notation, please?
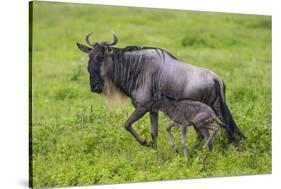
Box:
[97, 54, 104, 61]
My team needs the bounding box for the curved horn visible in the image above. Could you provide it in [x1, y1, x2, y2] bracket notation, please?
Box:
[85, 32, 94, 46]
[111, 32, 118, 46]
[106, 32, 118, 46]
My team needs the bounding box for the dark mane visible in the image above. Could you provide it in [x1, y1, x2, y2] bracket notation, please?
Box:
[123, 46, 142, 51]
[122, 45, 178, 60]
[109, 45, 177, 97]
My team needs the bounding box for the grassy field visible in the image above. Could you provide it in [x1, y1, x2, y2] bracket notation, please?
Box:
[30, 1, 272, 188]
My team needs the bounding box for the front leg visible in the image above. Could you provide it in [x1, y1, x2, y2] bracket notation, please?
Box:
[149, 111, 158, 149]
[124, 107, 149, 146]
[181, 126, 187, 158]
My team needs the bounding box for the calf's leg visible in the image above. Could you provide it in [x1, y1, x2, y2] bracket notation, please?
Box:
[194, 126, 204, 142]
[199, 128, 210, 149]
[203, 124, 219, 150]
[166, 122, 179, 153]
[181, 126, 187, 158]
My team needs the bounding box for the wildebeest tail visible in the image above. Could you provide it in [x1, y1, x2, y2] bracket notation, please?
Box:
[225, 103, 246, 140]
[213, 79, 245, 141]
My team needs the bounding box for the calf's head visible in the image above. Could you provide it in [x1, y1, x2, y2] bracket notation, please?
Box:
[76, 32, 118, 93]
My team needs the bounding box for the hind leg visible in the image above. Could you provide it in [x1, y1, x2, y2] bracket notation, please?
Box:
[194, 126, 204, 143]
[203, 124, 219, 150]
[166, 122, 179, 153]
[199, 128, 210, 148]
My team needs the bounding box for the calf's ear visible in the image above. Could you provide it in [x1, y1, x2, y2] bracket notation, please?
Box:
[76, 43, 92, 53]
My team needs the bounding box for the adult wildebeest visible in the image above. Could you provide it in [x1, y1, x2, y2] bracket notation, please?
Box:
[76, 32, 245, 149]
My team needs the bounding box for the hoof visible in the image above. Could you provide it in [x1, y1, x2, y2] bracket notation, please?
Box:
[141, 140, 147, 145]
[203, 145, 210, 151]
[147, 141, 155, 148]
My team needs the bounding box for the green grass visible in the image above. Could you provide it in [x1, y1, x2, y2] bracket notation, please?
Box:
[30, 1, 272, 188]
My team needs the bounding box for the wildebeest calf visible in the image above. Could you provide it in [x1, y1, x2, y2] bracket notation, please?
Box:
[156, 94, 226, 157]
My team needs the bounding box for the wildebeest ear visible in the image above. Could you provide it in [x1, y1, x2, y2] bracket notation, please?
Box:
[76, 43, 92, 53]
